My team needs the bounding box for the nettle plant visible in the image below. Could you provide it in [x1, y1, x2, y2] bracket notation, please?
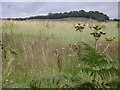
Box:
[73, 23, 120, 88]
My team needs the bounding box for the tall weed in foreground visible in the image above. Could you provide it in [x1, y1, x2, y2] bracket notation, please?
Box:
[75, 42, 119, 88]
[73, 23, 120, 89]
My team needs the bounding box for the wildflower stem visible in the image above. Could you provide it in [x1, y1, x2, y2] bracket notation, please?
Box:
[81, 33, 85, 42]
[103, 43, 111, 53]
[106, 54, 113, 61]
[95, 38, 97, 50]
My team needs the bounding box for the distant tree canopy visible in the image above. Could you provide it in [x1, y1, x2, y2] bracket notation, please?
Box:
[112, 18, 120, 21]
[3, 10, 110, 21]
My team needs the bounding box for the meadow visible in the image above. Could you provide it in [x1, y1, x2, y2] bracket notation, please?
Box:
[1, 18, 119, 88]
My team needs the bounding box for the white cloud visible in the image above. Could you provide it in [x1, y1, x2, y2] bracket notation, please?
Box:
[1, 2, 118, 19]
[1, 0, 119, 2]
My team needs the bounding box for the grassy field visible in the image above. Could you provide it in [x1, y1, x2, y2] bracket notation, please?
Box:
[1, 18, 119, 88]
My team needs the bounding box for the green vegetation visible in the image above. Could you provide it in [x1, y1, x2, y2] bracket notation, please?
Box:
[4, 10, 109, 21]
[1, 18, 119, 89]
[29, 10, 109, 21]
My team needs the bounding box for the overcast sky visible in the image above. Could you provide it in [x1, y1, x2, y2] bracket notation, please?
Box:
[1, 2, 118, 19]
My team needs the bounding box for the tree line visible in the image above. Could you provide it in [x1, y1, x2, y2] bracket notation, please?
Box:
[29, 10, 110, 21]
[2, 10, 118, 21]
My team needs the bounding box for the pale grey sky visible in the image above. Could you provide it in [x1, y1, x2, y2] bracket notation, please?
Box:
[1, 2, 118, 19]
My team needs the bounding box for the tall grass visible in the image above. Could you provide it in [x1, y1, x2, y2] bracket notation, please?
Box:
[1, 19, 118, 87]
